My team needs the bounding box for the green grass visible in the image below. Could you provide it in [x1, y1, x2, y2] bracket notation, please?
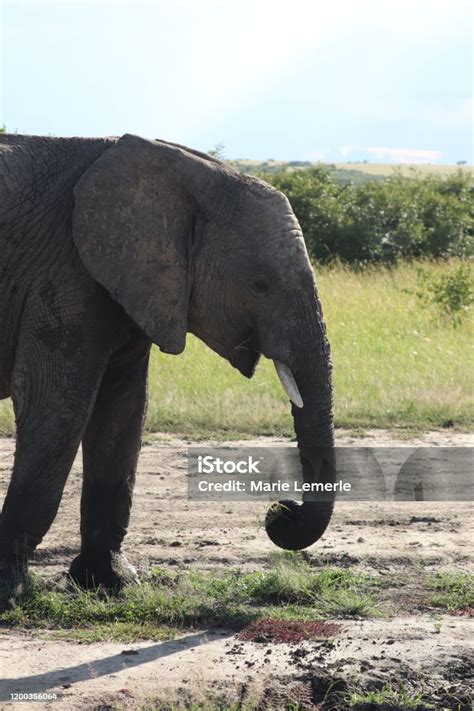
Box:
[0, 403, 14, 437]
[427, 572, 474, 611]
[321, 259, 473, 431]
[0, 554, 378, 640]
[44, 621, 175, 643]
[0, 259, 472, 437]
[344, 681, 432, 709]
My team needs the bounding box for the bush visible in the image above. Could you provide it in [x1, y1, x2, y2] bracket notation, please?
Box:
[263, 167, 474, 264]
[412, 262, 473, 325]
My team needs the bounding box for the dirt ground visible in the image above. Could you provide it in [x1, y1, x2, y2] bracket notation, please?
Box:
[0, 430, 472, 710]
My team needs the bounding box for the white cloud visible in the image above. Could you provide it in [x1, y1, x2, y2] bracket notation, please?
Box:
[340, 145, 443, 164]
[304, 150, 328, 161]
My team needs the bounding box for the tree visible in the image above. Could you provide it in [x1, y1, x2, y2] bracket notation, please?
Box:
[208, 143, 225, 160]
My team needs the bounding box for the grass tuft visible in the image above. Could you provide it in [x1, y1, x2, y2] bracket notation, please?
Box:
[427, 572, 474, 611]
[344, 680, 433, 709]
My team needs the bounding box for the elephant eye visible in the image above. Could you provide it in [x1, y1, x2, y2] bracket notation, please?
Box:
[252, 278, 271, 296]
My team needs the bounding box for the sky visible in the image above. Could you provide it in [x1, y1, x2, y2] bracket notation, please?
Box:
[0, 0, 472, 163]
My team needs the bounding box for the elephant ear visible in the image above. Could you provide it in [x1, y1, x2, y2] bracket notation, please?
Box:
[72, 133, 201, 354]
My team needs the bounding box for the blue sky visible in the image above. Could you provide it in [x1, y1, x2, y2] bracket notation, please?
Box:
[1, 0, 472, 163]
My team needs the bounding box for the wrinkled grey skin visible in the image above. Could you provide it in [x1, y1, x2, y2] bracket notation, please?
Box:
[0, 134, 334, 589]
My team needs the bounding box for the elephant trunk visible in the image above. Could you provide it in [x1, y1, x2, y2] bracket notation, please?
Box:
[265, 313, 335, 550]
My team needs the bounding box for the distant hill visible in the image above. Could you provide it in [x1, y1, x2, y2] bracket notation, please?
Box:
[228, 159, 473, 185]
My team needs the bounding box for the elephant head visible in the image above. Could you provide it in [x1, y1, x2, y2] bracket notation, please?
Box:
[73, 134, 335, 551]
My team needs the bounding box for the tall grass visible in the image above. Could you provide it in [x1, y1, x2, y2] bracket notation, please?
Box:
[0, 260, 472, 437]
[322, 259, 473, 430]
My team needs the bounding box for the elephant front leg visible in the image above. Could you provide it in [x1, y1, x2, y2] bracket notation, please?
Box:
[69, 340, 151, 590]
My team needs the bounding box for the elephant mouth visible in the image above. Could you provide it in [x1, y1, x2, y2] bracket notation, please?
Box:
[230, 330, 261, 378]
[189, 324, 260, 378]
[231, 347, 261, 378]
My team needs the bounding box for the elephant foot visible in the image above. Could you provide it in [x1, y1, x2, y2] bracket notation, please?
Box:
[68, 551, 139, 591]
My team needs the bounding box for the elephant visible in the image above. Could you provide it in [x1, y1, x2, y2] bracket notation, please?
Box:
[0, 133, 334, 589]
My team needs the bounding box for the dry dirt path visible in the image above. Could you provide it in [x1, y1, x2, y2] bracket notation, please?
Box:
[0, 430, 472, 709]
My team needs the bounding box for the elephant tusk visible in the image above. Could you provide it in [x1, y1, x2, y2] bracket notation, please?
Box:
[273, 360, 303, 409]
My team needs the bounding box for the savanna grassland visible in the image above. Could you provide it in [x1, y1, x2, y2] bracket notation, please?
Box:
[0, 158, 472, 709]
